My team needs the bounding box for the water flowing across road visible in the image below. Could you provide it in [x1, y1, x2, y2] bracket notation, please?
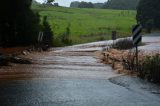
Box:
[0, 34, 160, 106]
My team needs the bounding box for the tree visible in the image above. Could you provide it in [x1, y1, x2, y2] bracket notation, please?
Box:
[43, 0, 54, 5]
[42, 16, 54, 47]
[0, 0, 41, 47]
[94, 3, 104, 8]
[70, 1, 80, 8]
[54, 3, 59, 7]
[47, 0, 54, 4]
[103, 0, 139, 10]
[70, 1, 103, 8]
[78, 1, 94, 8]
[32, 0, 40, 5]
[136, 0, 160, 30]
[61, 24, 72, 45]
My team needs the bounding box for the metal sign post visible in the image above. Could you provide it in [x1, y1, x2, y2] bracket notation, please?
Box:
[38, 32, 44, 51]
[38, 32, 44, 43]
[132, 24, 142, 70]
[112, 31, 117, 47]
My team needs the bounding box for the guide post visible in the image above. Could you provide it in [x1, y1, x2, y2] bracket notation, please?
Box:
[132, 24, 142, 70]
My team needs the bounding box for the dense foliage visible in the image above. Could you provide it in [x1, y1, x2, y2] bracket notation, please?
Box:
[70, 1, 94, 8]
[70, 1, 102, 8]
[78, 2, 94, 8]
[103, 0, 139, 10]
[42, 0, 54, 4]
[93, 3, 104, 9]
[70, 0, 139, 10]
[0, 0, 41, 47]
[139, 54, 160, 83]
[136, 0, 160, 31]
[42, 16, 54, 47]
[70, 1, 80, 8]
[47, 0, 54, 4]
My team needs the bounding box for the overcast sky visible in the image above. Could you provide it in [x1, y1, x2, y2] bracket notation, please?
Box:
[36, 0, 107, 7]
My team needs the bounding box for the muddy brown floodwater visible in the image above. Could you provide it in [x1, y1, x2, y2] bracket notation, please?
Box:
[0, 34, 160, 106]
[0, 47, 119, 80]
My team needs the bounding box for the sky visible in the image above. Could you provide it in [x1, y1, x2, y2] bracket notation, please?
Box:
[36, 0, 107, 7]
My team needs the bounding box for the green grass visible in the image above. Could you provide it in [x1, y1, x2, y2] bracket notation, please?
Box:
[33, 6, 136, 44]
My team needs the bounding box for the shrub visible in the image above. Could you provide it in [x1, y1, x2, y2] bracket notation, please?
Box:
[60, 33, 72, 45]
[122, 51, 160, 84]
[98, 36, 105, 41]
[60, 24, 72, 46]
[42, 16, 54, 47]
[139, 54, 160, 83]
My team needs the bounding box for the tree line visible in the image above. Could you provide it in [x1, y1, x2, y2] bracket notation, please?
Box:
[103, 0, 139, 10]
[32, 0, 59, 7]
[70, 1, 94, 8]
[70, 0, 139, 10]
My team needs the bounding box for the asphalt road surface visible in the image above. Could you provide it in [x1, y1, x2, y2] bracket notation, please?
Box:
[0, 35, 160, 106]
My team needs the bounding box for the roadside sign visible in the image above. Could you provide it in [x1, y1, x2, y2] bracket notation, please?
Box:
[38, 32, 44, 42]
[132, 24, 142, 45]
[132, 24, 142, 71]
[112, 31, 117, 47]
[112, 31, 117, 40]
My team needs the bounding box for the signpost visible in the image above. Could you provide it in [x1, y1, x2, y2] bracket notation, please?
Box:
[38, 32, 44, 43]
[132, 24, 142, 70]
[38, 32, 44, 51]
[112, 31, 117, 47]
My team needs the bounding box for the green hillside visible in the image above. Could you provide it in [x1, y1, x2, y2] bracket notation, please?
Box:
[33, 6, 136, 44]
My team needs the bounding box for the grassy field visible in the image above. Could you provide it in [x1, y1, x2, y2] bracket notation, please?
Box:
[33, 6, 136, 44]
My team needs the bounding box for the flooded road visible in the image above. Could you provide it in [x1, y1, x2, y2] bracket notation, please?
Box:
[140, 33, 160, 51]
[0, 34, 160, 106]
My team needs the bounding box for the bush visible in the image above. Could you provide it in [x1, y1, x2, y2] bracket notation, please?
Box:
[98, 36, 105, 41]
[60, 24, 72, 46]
[139, 54, 160, 83]
[123, 51, 160, 83]
[52, 37, 64, 47]
[0, 0, 41, 47]
[42, 16, 54, 47]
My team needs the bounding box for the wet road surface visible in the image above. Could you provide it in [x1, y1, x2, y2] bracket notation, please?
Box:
[0, 34, 160, 106]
